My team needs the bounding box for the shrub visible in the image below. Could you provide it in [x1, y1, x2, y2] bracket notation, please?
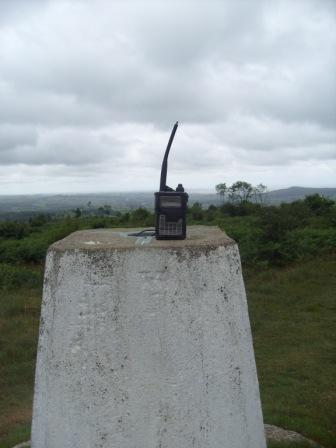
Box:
[43, 219, 80, 246]
[258, 204, 308, 243]
[92, 219, 107, 229]
[0, 239, 22, 264]
[29, 213, 50, 227]
[129, 208, 154, 227]
[218, 216, 263, 265]
[0, 222, 29, 239]
[188, 202, 204, 221]
[221, 201, 261, 217]
[304, 194, 335, 215]
[17, 239, 48, 264]
[283, 227, 336, 260]
[0, 263, 42, 288]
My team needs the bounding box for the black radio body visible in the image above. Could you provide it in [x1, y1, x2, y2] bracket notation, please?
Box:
[155, 190, 188, 239]
[155, 122, 188, 240]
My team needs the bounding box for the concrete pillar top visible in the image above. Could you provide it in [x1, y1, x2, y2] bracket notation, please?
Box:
[32, 224, 266, 448]
[51, 225, 234, 251]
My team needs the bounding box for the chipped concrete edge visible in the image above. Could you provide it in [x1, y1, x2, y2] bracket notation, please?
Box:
[265, 424, 323, 447]
[12, 442, 31, 448]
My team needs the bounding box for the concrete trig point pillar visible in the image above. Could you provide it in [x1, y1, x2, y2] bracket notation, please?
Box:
[32, 226, 266, 448]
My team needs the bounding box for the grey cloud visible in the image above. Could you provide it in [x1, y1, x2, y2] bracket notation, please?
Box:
[0, 0, 335, 193]
[0, 126, 125, 165]
[0, 81, 110, 127]
[210, 117, 336, 152]
[0, 124, 37, 151]
[234, 144, 336, 167]
[0, 0, 334, 127]
[0, 0, 49, 26]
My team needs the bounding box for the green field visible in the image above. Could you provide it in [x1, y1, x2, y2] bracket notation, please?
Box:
[247, 256, 336, 447]
[0, 255, 335, 447]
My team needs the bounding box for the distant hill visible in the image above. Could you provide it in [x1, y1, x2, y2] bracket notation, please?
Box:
[265, 186, 336, 204]
[0, 187, 335, 220]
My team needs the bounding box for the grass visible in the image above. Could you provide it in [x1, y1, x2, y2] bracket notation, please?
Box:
[0, 286, 42, 448]
[0, 256, 335, 447]
[246, 255, 336, 448]
[0, 424, 30, 448]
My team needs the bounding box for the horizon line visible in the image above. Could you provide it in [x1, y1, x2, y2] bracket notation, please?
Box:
[1, 185, 336, 198]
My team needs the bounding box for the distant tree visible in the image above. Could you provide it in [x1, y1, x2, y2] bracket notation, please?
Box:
[74, 208, 82, 218]
[132, 207, 150, 222]
[121, 212, 130, 223]
[228, 181, 254, 204]
[215, 183, 227, 205]
[103, 205, 112, 216]
[29, 213, 49, 227]
[252, 183, 268, 204]
[208, 204, 217, 212]
[97, 205, 112, 216]
[189, 202, 203, 221]
[207, 204, 217, 221]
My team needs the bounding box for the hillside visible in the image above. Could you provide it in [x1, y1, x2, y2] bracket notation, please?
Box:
[266, 186, 336, 204]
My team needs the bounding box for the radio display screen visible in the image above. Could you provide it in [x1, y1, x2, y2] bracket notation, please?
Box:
[159, 196, 182, 208]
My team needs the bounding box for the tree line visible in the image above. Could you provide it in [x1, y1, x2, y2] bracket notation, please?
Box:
[216, 181, 267, 205]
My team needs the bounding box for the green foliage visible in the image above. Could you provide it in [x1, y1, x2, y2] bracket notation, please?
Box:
[0, 222, 28, 240]
[215, 183, 227, 194]
[215, 183, 227, 206]
[228, 180, 254, 203]
[221, 201, 262, 216]
[215, 194, 336, 267]
[116, 211, 130, 224]
[218, 216, 263, 264]
[0, 424, 31, 448]
[0, 264, 42, 289]
[0, 196, 335, 269]
[130, 207, 151, 222]
[303, 193, 334, 216]
[187, 202, 204, 221]
[28, 213, 50, 227]
[74, 207, 82, 218]
[187, 191, 335, 268]
[0, 218, 80, 265]
[283, 227, 336, 260]
[222, 180, 267, 205]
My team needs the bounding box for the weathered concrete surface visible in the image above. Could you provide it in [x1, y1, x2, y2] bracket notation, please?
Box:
[31, 226, 266, 448]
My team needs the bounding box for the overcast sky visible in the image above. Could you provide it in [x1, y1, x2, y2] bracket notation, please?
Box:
[0, 0, 335, 195]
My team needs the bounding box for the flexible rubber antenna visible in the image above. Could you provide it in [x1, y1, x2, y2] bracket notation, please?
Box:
[160, 121, 178, 191]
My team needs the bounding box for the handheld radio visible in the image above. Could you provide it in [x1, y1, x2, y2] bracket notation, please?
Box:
[155, 121, 188, 240]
